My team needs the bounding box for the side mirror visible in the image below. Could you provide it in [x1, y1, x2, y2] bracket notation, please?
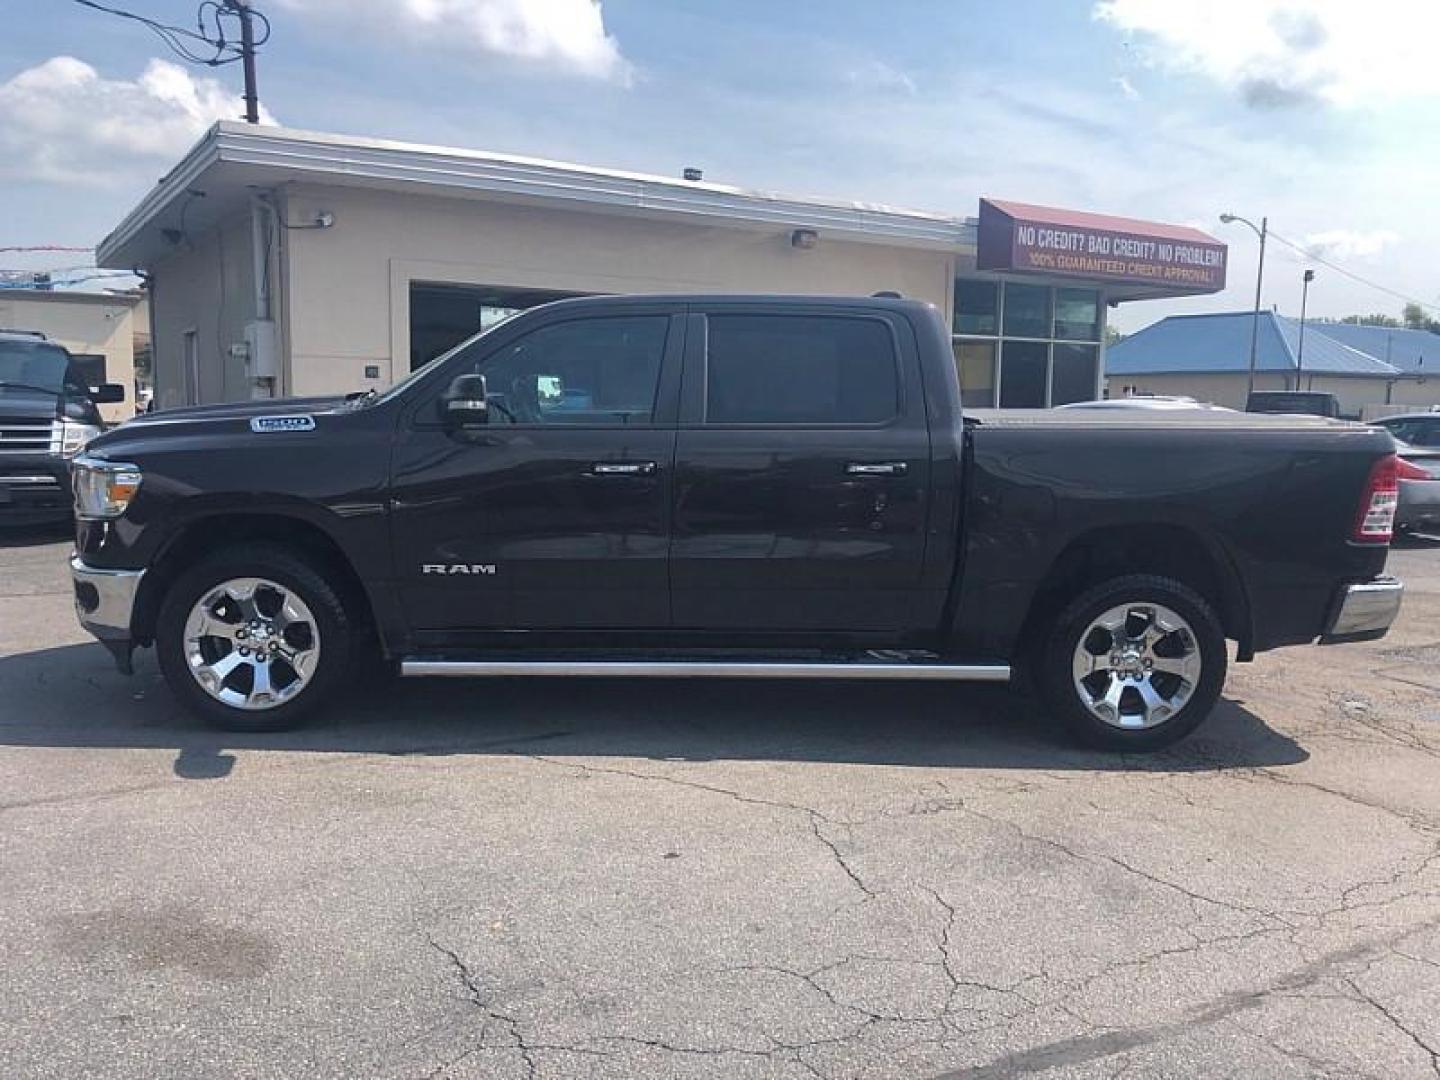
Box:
[440, 373, 489, 426]
[90, 384, 126, 405]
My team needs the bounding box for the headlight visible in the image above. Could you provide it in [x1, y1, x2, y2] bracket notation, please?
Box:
[56, 419, 102, 458]
[72, 456, 143, 520]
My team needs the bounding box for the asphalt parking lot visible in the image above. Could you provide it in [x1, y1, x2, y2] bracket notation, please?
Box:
[2, 529, 1438, 1079]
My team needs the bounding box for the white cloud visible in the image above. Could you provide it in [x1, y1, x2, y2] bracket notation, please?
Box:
[845, 59, 917, 96]
[1302, 229, 1400, 260]
[276, 0, 631, 83]
[0, 56, 274, 187]
[1112, 75, 1139, 100]
[1094, 0, 1440, 107]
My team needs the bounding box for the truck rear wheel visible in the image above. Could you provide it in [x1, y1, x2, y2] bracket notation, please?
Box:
[156, 544, 352, 732]
[1039, 574, 1226, 751]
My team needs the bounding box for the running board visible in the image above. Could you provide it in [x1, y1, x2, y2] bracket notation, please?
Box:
[400, 659, 1010, 682]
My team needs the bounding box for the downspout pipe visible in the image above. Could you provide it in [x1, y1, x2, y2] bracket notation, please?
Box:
[248, 193, 279, 399]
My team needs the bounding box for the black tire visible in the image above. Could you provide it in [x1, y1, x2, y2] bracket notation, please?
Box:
[1038, 574, 1227, 752]
[156, 543, 353, 732]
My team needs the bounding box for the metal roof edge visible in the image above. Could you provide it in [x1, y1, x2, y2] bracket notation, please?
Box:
[204, 123, 974, 249]
[96, 125, 224, 268]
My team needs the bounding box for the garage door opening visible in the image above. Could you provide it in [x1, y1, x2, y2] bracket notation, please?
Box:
[409, 283, 585, 372]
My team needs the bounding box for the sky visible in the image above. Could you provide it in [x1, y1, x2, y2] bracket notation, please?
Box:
[1, 0, 1438, 332]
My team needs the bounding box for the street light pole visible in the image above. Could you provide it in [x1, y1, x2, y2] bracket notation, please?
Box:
[1297, 268, 1315, 391]
[1220, 213, 1267, 399]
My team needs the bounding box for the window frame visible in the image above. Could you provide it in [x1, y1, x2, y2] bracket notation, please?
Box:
[691, 310, 907, 430]
[951, 277, 1106, 409]
[405, 308, 685, 431]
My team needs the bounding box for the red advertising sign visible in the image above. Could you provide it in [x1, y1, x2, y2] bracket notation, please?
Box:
[977, 199, 1227, 293]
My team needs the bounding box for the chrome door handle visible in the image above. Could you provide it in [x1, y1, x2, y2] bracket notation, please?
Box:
[845, 462, 907, 476]
[590, 461, 657, 476]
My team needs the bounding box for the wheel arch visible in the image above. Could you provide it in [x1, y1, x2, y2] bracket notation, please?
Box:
[1015, 522, 1253, 671]
[132, 511, 378, 649]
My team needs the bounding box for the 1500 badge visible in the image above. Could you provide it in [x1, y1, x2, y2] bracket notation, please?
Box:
[250, 415, 316, 433]
[423, 564, 497, 575]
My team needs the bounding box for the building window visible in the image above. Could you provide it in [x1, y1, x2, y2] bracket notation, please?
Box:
[951, 278, 1105, 408]
[999, 341, 1048, 408]
[1054, 288, 1100, 342]
[1002, 283, 1051, 339]
[953, 280, 999, 336]
[954, 340, 996, 409]
[1052, 343, 1100, 406]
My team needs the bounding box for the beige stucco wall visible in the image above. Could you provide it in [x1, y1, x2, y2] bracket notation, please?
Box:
[1109, 371, 1440, 416]
[280, 184, 956, 397]
[148, 212, 265, 409]
[1108, 373, 1288, 410]
[0, 293, 138, 422]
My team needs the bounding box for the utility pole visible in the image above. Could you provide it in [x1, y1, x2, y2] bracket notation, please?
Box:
[1297, 268, 1315, 391]
[1219, 213, 1268, 400]
[228, 0, 261, 123]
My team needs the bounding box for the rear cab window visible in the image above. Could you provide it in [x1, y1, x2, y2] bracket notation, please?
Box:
[701, 313, 900, 425]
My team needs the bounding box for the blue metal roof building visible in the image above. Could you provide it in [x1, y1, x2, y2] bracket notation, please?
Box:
[1298, 321, 1437, 376]
[1104, 311, 1439, 415]
[1107, 311, 1402, 377]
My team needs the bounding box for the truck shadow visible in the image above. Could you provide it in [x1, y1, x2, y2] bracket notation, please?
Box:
[0, 642, 1308, 779]
[0, 522, 72, 549]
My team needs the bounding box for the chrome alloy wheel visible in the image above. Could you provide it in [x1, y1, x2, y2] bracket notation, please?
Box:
[1070, 602, 1200, 730]
[183, 577, 321, 711]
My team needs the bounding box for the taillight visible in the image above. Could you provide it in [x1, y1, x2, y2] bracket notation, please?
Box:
[1396, 457, 1432, 482]
[1353, 454, 1399, 543]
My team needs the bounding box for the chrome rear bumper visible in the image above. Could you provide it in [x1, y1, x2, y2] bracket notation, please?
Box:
[1320, 577, 1403, 644]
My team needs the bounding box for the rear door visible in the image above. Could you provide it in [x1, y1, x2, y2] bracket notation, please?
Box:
[671, 304, 936, 633]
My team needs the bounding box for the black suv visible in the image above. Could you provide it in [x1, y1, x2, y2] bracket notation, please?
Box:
[0, 330, 125, 526]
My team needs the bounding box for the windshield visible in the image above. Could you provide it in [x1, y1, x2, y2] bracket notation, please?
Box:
[0, 340, 86, 396]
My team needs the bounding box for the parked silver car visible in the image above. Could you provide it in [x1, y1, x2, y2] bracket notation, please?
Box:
[1372, 413, 1440, 534]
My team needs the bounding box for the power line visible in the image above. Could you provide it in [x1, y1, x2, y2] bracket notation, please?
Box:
[0, 245, 94, 254]
[71, 1, 270, 122]
[71, 0, 242, 66]
[1266, 228, 1439, 315]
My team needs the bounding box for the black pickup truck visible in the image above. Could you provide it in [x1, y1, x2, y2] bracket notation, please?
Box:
[1, 330, 124, 525]
[69, 295, 1404, 749]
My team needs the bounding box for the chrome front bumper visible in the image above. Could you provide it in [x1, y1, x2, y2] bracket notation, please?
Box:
[70, 555, 144, 643]
[1320, 577, 1404, 644]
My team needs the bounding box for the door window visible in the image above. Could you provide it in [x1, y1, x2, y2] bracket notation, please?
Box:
[704, 314, 898, 425]
[472, 316, 668, 426]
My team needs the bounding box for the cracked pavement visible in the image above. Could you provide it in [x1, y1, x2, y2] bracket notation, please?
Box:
[1, 529, 1439, 1078]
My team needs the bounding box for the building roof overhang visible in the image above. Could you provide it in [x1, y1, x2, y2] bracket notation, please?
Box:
[98, 122, 977, 270]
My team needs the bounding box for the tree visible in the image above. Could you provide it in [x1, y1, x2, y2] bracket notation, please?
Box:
[1402, 302, 1440, 334]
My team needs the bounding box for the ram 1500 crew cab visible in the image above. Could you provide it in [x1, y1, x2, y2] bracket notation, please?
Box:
[69, 296, 1403, 750]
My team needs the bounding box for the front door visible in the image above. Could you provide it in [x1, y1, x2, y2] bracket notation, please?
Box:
[390, 308, 683, 636]
[671, 305, 936, 633]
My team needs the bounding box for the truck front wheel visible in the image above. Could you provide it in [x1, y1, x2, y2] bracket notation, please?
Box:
[156, 544, 353, 731]
[1039, 574, 1227, 751]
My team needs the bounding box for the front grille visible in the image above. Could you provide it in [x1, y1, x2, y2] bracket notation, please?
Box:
[0, 419, 57, 455]
[0, 473, 61, 488]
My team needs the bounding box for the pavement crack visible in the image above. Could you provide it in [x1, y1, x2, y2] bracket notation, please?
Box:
[528, 755, 879, 900]
[425, 936, 537, 1079]
[1343, 975, 1440, 1078]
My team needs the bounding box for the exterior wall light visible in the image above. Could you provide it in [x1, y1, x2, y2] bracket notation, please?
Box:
[790, 228, 819, 250]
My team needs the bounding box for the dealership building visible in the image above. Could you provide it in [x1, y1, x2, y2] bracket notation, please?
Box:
[97, 122, 1227, 410]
